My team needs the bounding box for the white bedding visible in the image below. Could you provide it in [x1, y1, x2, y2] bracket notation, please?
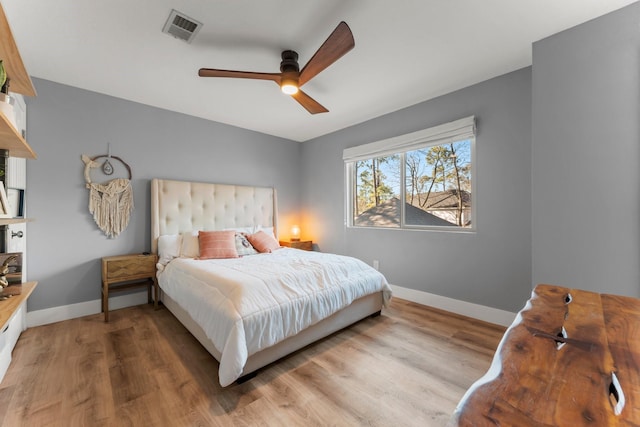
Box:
[157, 247, 392, 386]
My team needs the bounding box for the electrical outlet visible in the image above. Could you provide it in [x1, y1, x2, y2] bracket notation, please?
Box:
[373, 260, 379, 270]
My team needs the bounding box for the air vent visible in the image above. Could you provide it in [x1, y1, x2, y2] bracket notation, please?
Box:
[162, 9, 202, 43]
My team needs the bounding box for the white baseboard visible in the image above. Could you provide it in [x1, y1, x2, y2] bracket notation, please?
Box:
[26, 287, 515, 328]
[26, 291, 149, 327]
[390, 285, 516, 327]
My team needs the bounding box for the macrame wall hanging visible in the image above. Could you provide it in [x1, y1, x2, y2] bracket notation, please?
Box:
[81, 149, 134, 238]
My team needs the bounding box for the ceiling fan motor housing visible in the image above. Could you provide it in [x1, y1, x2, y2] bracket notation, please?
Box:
[280, 50, 300, 73]
[279, 50, 300, 94]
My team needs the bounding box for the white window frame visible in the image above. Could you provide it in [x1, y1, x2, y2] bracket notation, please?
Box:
[344, 116, 476, 232]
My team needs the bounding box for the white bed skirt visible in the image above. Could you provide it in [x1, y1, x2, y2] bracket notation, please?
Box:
[161, 290, 384, 381]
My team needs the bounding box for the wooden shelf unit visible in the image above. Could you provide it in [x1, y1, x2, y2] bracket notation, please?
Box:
[0, 4, 36, 159]
[0, 281, 36, 332]
[0, 112, 34, 159]
[0, 217, 32, 226]
[0, 5, 36, 384]
[0, 6, 35, 97]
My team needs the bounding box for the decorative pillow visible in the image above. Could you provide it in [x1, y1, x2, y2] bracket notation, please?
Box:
[246, 230, 281, 253]
[158, 234, 182, 266]
[254, 226, 276, 239]
[198, 230, 239, 259]
[235, 233, 258, 256]
[180, 231, 200, 258]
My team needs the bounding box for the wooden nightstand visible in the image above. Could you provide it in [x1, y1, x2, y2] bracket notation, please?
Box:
[101, 253, 158, 322]
[279, 240, 313, 251]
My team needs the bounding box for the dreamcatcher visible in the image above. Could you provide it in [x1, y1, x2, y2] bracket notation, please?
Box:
[81, 149, 133, 238]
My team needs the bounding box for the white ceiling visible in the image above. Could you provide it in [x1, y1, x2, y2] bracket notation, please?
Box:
[3, 0, 636, 142]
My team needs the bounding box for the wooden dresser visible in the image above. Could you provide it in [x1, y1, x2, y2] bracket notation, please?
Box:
[451, 284, 640, 426]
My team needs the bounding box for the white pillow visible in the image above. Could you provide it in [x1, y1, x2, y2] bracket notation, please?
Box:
[180, 231, 200, 258]
[158, 234, 182, 266]
[224, 226, 255, 235]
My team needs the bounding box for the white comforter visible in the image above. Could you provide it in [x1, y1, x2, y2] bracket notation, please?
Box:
[157, 248, 392, 386]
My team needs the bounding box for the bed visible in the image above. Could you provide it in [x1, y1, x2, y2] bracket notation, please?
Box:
[150, 178, 392, 386]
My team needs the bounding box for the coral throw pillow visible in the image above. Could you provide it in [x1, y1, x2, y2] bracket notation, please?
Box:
[198, 230, 239, 259]
[247, 230, 281, 253]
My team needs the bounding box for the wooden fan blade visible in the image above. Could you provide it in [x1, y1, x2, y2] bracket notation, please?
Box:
[291, 89, 329, 114]
[298, 21, 355, 87]
[198, 68, 281, 82]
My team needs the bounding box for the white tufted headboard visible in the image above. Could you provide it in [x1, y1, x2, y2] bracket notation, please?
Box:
[150, 178, 277, 254]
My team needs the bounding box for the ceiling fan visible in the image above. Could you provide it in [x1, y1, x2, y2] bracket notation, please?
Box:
[198, 21, 355, 114]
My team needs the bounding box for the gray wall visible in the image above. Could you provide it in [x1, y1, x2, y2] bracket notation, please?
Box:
[25, 78, 301, 311]
[23, 2, 639, 315]
[532, 3, 640, 296]
[300, 68, 533, 312]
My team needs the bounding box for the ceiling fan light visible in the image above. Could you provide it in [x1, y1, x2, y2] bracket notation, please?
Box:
[281, 84, 298, 95]
[281, 77, 299, 95]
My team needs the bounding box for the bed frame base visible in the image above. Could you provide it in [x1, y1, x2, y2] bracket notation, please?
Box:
[236, 371, 258, 384]
[161, 290, 384, 385]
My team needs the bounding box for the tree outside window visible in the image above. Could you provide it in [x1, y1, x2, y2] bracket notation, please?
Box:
[352, 138, 473, 230]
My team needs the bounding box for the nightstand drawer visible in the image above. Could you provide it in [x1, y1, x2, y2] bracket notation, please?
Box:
[103, 255, 156, 280]
[279, 240, 313, 251]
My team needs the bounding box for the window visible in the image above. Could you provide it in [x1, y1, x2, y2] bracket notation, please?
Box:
[344, 116, 475, 231]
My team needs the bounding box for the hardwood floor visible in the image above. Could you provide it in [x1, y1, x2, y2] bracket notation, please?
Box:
[0, 298, 506, 426]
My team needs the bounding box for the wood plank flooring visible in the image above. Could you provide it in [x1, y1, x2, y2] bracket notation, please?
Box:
[0, 298, 506, 426]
